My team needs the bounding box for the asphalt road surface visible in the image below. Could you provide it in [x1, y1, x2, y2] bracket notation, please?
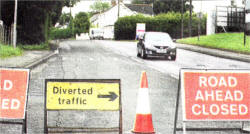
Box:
[1, 40, 250, 134]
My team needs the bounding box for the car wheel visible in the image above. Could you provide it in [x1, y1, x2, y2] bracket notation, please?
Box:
[137, 46, 141, 57]
[171, 55, 176, 61]
[137, 48, 140, 57]
[141, 48, 147, 59]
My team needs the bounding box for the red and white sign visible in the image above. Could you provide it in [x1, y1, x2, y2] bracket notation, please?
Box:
[136, 23, 145, 39]
[0, 68, 29, 119]
[181, 69, 250, 121]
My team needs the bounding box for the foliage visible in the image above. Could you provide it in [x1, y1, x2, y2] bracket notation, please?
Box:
[49, 28, 74, 40]
[153, 0, 191, 14]
[19, 43, 49, 50]
[90, 0, 111, 13]
[114, 14, 149, 40]
[64, 0, 80, 7]
[73, 12, 90, 36]
[59, 13, 71, 26]
[114, 12, 206, 40]
[0, 1, 64, 44]
[0, 0, 80, 45]
[132, 0, 154, 4]
[177, 33, 250, 54]
[0, 44, 23, 58]
[131, 0, 191, 14]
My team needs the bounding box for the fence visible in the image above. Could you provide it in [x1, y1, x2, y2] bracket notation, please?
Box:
[0, 21, 13, 45]
[215, 6, 245, 33]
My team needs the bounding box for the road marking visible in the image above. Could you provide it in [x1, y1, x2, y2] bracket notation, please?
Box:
[130, 57, 144, 64]
[113, 57, 118, 61]
[130, 56, 180, 80]
[170, 74, 179, 80]
[89, 57, 94, 61]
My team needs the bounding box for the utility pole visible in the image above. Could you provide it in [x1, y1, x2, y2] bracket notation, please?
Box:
[13, 0, 18, 48]
[244, 7, 246, 46]
[189, 0, 192, 37]
[198, 1, 202, 41]
[181, 0, 184, 38]
[118, 0, 120, 18]
[0, 1, 1, 20]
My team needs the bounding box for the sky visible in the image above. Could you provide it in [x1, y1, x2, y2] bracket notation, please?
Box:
[62, 0, 245, 16]
[193, 0, 244, 13]
[62, 0, 131, 16]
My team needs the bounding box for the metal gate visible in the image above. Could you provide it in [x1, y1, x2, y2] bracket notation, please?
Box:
[215, 6, 245, 33]
[0, 21, 13, 45]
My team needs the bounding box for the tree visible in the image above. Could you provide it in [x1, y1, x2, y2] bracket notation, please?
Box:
[59, 13, 71, 26]
[132, 0, 154, 4]
[131, 0, 191, 14]
[153, 0, 191, 14]
[0, 1, 63, 44]
[73, 12, 90, 36]
[90, 0, 111, 13]
[0, 0, 80, 44]
[64, 0, 79, 8]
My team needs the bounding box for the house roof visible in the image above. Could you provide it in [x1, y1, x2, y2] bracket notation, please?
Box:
[90, 14, 99, 22]
[124, 4, 154, 15]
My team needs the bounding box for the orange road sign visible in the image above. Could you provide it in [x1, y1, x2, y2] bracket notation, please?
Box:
[0, 68, 29, 119]
[181, 69, 250, 121]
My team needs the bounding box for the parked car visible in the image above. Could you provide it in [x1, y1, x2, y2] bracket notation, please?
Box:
[89, 28, 104, 40]
[137, 32, 176, 60]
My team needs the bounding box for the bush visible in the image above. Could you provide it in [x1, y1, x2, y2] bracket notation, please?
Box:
[114, 12, 207, 40]
[73, 12, 90, 36]
[49, 28, 74, 40]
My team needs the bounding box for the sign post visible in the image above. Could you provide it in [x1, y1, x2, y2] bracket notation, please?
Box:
[44, 79, 122, 133]
[0, 68, 30, 133]
[174, 69, 250, 133]
[245, 0, 250, 46]
[136, 23, 145, 40]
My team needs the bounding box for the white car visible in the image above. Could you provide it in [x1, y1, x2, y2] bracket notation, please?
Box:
[89, 28, 104, 40]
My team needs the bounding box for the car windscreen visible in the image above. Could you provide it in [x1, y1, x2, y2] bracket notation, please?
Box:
[145, 33, 172, 43]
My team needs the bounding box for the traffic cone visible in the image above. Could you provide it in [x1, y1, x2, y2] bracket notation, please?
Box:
[132, 71, 155, 134]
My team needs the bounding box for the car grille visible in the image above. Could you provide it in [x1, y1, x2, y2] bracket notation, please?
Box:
[154, 46, 169, 49]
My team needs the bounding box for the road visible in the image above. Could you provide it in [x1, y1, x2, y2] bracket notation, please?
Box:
[1, 40, 250, 134]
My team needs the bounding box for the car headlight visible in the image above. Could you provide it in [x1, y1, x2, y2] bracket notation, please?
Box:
[144, 43, 155, 49]
[169, 43, 176, 49]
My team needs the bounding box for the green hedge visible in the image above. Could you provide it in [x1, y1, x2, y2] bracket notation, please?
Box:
[114, 12, 206, 40]
[49, 28, 74, 40]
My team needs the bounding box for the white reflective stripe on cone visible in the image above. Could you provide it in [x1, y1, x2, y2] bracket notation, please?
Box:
[136, 88, 151, 114]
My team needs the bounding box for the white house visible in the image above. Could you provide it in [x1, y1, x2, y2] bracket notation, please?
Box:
[90, 3, 153, 39]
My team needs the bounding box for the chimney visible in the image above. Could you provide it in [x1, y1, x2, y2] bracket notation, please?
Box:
[111, 0, 116, 6]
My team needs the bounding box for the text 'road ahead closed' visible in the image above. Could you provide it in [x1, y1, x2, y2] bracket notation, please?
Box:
[181, 70, 250, 121]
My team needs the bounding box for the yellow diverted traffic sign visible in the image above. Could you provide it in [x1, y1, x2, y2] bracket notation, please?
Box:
[46, 80, 120, 110]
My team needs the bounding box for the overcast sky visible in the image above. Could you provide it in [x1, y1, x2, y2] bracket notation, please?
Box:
[62, 0, 244, 16]
[62, 0, 131, 16]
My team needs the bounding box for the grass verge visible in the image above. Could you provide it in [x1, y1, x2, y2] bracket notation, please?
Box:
[177, 33, 250, 54]
[19, 43, 49, 50]
[0, 44, 23, 58]
[1, 43, 50, 58]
